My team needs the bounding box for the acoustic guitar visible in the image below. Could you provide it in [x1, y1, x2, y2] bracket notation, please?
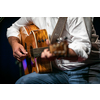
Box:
[20, 24, 68, 75]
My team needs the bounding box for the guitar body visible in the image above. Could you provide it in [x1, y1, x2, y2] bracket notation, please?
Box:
[20, 24, 52, 75]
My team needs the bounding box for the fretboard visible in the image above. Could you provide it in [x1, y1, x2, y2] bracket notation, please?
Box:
[30, 46, 49, 58]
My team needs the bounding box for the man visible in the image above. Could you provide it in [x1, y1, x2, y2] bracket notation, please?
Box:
[7, 17, 91, 84]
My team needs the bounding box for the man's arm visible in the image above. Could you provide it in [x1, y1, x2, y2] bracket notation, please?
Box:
[8, 36, 28, 62]
[68, 17, 91, 59]
[7, 17, 34, 61]
[41, 39, 78, 61]
[41, 17, 91, 62]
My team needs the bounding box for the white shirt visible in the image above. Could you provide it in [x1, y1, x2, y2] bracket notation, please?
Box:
[7, 17, 91, 70]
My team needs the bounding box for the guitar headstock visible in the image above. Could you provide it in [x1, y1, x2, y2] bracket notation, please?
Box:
[49, 40, 68, 57]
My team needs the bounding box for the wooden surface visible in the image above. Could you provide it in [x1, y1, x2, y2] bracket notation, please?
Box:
[20, 24, 52, 74]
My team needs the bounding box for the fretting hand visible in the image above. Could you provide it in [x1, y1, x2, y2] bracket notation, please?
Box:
[41, 39, 53, 59]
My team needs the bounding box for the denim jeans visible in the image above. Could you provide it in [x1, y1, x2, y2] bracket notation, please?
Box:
[89, 62, 100, 84]
[16, 65, 89, 84]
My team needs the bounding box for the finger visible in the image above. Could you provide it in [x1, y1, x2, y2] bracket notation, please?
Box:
[46, 39, 50, 45]
[46, 51, 53, 58]
[17, 58, 22, 62]
[14, 53, 26, 61]
[13, 54, 18, 59]
[16, 50, 27, 58]
[14, 52, 23, 60]
[13, 52, 20, 59]
[20, 46, 28, 55]
[41, 51, 47, 58]
[17, 56, 26, 61]
[43, 49, 53, 58]
[41, 49, 48, 58]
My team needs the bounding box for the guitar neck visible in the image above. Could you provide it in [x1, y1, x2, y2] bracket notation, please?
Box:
[31, 46, 49, 58]
[30, 41, 68, 58]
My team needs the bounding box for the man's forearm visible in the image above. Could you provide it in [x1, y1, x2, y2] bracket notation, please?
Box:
[68, 48, 77, 57]
[8, 36, 21, 48]
[8, 36, 28, 61]
[64, 48, 78, 61]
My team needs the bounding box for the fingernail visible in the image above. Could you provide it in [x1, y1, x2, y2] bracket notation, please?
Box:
[24, 52, 28, 55]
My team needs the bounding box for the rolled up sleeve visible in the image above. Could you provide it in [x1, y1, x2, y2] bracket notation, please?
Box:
[68, 17, 91, 59]
[6, 17, 33, 40]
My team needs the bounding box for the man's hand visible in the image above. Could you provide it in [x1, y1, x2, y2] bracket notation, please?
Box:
[12, 42, 28, 62]
[41, 39, 78, 61]
[8, 36, 28, 62]
[41, 39, 53, 59]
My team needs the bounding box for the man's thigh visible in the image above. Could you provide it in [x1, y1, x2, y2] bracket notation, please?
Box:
[89, 63, 100, 84]
[16, 69, 69, 84]
[16, 66, 89, 84]
[63, 66, 89, 84]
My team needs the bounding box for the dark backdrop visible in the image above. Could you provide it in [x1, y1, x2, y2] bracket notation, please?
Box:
[0, 17, 100, 84]
[0, 17, 22, 84]
[93, 17, 100, 39]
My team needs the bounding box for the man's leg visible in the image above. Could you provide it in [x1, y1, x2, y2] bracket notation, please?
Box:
[16, 68, 69, 84]
[16, 66, 89, 84]
[64, 66, 89, 84]
[89, 62, 100, 84]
